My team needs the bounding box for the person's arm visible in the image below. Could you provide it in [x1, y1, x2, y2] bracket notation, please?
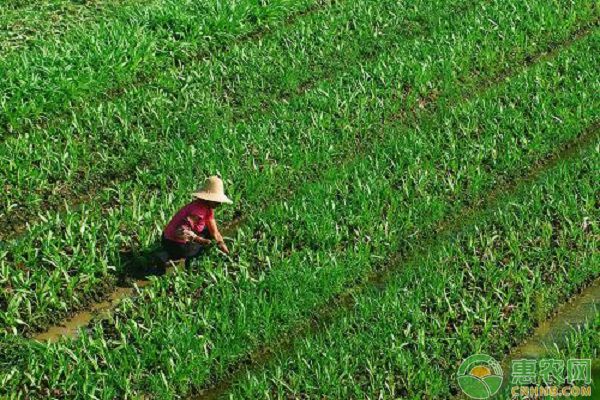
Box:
[175, 220, 211, 245]
[207, 217, 229, 254]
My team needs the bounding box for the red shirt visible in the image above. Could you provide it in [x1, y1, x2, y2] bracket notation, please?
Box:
[163, 201, 214, 244]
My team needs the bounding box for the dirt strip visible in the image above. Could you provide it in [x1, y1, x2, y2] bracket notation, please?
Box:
[33, 284, 149, 342]
[192, 123, 599, 399]
[28, 21, 599, 343]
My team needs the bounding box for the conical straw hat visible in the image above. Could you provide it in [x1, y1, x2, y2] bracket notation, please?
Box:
[192, 176, 233, 204]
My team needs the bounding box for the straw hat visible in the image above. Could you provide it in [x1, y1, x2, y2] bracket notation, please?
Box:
[192, 176, 233, 204]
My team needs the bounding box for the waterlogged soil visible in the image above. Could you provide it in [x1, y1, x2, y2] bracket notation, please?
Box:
[452, 280, 600, 400]
[497, 278, 600, 398]
[34, 281, 150, 343]
[508, 279, 600, 360]
[32, 261, 192, 343]
[33, 218, 243, 343]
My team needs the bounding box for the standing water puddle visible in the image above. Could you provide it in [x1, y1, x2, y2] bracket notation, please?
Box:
[33, 218, 244, 343]
[499, 278, 600, 399]
[33, 261, 193, 342]
[507, 278, 600, 360]
[33, 281, 150, 342]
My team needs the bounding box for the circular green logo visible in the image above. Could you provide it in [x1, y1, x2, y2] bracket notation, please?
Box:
[457, 354, 503, 399]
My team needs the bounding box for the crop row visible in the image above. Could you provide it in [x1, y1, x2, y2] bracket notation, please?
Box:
[0, 0, 482, 232]
[1, 0, 476, 334]
[1, 0, 595, 240]
[1, 0, 595, 335]
[0, 0, 323, 132]
[0, 0, 149, 56]
[0, 0, 474, 308]
[0, 0, 119, 11]
[226, 134, 600, 399]
[1, 32, 598, 398]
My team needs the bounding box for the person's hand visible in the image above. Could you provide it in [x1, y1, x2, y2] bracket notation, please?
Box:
[194, 236, 212, 246]
[217, 240, 229, 254]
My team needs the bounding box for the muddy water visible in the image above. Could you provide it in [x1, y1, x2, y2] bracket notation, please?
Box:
[32, 262, 195, 342]
[32, 261, 194, 342]
[33, 282, 149, 342]
[497, 278, 600, 399]
[33, 219, 243, 343]
[507, 278, 600, 360]
[453, 280, 600, 400]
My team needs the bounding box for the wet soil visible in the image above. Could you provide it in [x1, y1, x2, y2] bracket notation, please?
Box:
[194, 122, 599, 399]
[32, 216, 245, 343]
[33, 266, 180, 343]
[34, 285, 143, 342]
[492, 279, 600, 399]
[507, 278, 600, 360]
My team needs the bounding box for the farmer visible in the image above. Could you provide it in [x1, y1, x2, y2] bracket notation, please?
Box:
[161, 176, 232, 267]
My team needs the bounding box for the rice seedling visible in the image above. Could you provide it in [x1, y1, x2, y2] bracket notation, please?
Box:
[1, 0, 595, 246]
[0, 0, 149, 56]
[0, 0, 464, 237]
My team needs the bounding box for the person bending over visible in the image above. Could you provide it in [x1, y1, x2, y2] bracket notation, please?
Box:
[162, 176, 232, 267]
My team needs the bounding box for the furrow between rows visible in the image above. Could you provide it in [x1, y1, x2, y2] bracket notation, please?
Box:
[0, 0, 335, 137]
[194, 122, 600, 399]
[1, 30, 596, 398]
[2, 3, 596, 340]
[0, 0, 479, 239]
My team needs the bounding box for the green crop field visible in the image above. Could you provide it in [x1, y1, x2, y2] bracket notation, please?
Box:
[0, 0, 598, 398]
